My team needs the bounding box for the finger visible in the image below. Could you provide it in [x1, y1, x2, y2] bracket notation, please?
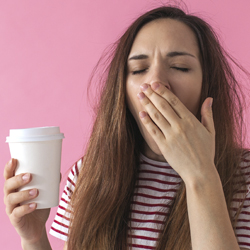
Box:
[139, 110, 166, 146]
[10, 203, 37, 226]
[140, 83, 181, 125]
[4, 159, 17, 180]
[142, 82, 190, 122]
[4, 173, 31, 196]
[5, 189, 38, 215]
[137, 91, 170, 132]
[201, 97, 215, 135]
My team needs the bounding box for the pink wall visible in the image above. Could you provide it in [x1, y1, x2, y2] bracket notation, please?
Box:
[1, 0, 250, 249]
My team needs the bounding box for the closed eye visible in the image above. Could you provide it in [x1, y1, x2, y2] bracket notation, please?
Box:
[132, 69, 148, 75]
[172, 67, 189, 72]
[132, 67, 189, 75]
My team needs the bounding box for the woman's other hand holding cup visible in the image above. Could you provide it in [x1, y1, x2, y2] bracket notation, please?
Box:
[3, 158, 51, 246]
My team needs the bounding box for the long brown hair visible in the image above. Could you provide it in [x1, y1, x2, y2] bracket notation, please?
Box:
[67, 6, 250, 250]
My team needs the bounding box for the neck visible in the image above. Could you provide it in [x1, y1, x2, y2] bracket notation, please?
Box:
[142, 141, 167, 162]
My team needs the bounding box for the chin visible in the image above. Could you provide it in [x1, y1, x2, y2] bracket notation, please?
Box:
[144, 136, 163, 155]
[150, 144, 162, 155]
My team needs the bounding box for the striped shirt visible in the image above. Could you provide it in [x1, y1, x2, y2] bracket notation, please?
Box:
[50, 151, 250, 249]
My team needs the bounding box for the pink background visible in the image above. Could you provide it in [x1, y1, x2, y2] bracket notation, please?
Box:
[1, 0, 250, 249]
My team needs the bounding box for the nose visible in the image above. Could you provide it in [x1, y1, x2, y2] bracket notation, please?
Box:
[147, 63, 171, 91]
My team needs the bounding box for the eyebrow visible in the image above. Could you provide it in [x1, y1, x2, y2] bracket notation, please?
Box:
[128, 51, 196, 61]
[167, 51, 195, 58]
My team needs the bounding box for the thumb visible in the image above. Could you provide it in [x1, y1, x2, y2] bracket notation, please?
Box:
[201, 97, 215, 133]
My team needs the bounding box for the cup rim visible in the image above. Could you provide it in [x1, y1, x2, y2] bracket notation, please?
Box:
[6, 126, 64, 143]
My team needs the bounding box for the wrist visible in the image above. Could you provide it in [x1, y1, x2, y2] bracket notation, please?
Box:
[184, 165, 221, 191]
[21, 229, 52, 250]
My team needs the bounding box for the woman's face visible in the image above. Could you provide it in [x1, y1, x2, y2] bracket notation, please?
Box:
[126, 18, 203, 158]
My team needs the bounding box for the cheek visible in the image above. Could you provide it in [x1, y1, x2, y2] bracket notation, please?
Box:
[126, 80, 144, 118]
[188, 80, 202, 114]
[173, 78, 202, 115]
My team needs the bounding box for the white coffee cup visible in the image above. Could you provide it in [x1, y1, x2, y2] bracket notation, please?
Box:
[6, 126, 64, 209]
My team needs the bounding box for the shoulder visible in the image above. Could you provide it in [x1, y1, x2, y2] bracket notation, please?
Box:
[232, 149, 250, 207]
[231, 150, 250, 210]
[49, 156, 84, 241]
[232, 150, 250, 248]
[64, 156, 84, 196]
[239, 149, 250, 180]
[240, 149, 250, 164]
[68, 156, 84, 180]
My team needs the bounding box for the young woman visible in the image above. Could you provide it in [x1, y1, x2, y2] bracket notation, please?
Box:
[4, 6, 250, 250]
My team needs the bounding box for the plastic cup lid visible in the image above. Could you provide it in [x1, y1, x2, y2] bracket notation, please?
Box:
[6, 126, 65, 143]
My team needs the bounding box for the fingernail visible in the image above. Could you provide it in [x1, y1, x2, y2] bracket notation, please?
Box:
[8, 159, 13, 167]
[209, 98, 213, 108]
[22, 173, 30, 182]
[140, 83, 148, 91]
[29, 189, 37, 196]
[152, 82, 160, 90]
[139, 111, 147, 118]
[29, 203, 36, 209]
[137, 92, 145, 100]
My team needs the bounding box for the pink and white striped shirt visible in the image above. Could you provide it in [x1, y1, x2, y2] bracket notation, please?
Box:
[50, 151, 250, 249]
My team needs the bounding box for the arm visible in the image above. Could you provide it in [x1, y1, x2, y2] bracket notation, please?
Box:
[185, 170, 240, 250]
[63, 242, 68, 250]
[21, 227, 52, 250]
[137, 82, 242, 249]
[4, 159, 51, 250]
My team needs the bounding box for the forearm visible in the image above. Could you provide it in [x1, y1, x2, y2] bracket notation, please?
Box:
[21, 228, 52, 250]
[185, 168, 240, 250]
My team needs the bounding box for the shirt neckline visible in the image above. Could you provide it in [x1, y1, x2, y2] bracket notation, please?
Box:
[139, 152, 170, 167]
[139, 152, 181, 177]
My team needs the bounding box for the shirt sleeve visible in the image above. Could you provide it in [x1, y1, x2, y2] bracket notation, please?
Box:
[49, 157, 83, 241]
[233, 150, 250, 249]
